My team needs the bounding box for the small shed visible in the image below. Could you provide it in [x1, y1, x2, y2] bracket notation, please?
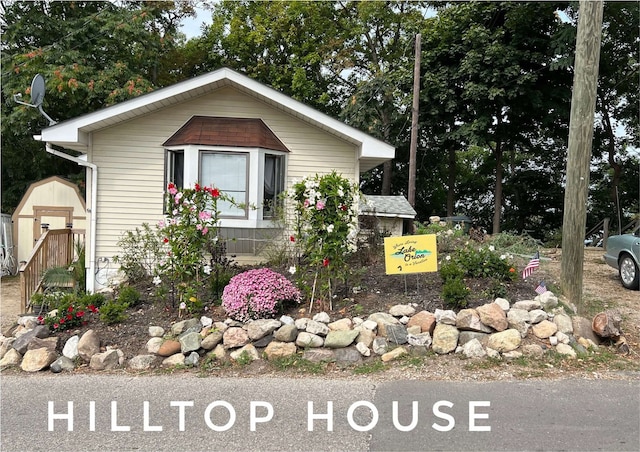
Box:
[359, 195, 417, 237]
[12, 176, 86, 264]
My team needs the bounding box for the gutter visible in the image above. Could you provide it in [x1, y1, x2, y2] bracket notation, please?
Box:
[34, 137, 98, 293]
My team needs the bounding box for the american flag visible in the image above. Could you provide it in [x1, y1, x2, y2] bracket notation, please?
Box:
[521, 251, 540, 279]
[535, 281, 547, 295]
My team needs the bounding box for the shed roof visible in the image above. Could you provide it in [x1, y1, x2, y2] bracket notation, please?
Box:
[359, 195, 417, 219]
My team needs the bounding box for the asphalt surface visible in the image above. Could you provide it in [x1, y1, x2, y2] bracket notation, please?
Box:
[1, 374, 638, 451]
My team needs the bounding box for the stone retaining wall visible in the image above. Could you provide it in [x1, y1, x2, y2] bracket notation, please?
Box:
[0, 291, 604, 373]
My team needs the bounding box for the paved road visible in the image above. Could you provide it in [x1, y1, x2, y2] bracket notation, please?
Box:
[1, 374, 638, 451]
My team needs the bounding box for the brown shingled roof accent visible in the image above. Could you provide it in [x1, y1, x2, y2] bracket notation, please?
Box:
[163, 116, 289, 152]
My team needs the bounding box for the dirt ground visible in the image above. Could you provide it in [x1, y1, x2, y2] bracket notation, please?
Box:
[1, 246, 638, 378]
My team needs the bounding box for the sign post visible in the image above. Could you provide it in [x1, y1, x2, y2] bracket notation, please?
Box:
[383, 234, 438, 275]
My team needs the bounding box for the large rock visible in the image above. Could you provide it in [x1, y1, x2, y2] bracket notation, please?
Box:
[171, 318, 201, 336]
[432, 324, 459, 354]
[553, 313, 574, 335]
[179, 332, 202, 353]
[274, 324, 298, 342]
[305, 320, 329, 337]
[324, 330, 359, 348]
[230, 344, 260, 362]
[223, 327, 250, 349]
[63, 335, 80, 360]
[27, 337, 58, 353]
[381, 347, 408, 362]
[507, 309, 531, 338]
[328, 318, 352, 331]
[0, 348, 22, 369]
[476, 303, 508, 332]
[50, 356, 75, 373]
[334, 347, 362, 366]
[264, 341, 297, 360]
[89, 349, 120, 370]
[537, 291, 559, 310]
[201, 330, 224, 350]
[434, 309, 457, 325]
[128, 355, 158, 370]
[458, 331, 489, 346]
[162, 353, 185, 367]
[372, 337, 388, 355]
[512, 299, 541, 311]
[462, 339, 487, 359]
[146, 337, 164, 354]
[486, 329, 521, 353]
[246, 319, 281, 341]
[556, 343, 577, 358]
[384, 324, 408, 345]
[303, 348, 335, 363]
[389, 304, 416, 317]
[77, 329, 100, 362]
[528, 309, 548, 324]
[456, 309, 493, 333]
[407, 332, 432, 347]
[295, 332, 323, 348]
[11, 325, 49, 355]
[572, 316, 601, 344]
[356, 329, 376, 348]
[21, 348, 57, 372]
[312, 312, 331, 323]
[148, 326, 165, 337]
[532, 320, 557, 339]
[0, 337, 15, 359]
[157, 339, 181, 357]
[367, 312, 400, 336]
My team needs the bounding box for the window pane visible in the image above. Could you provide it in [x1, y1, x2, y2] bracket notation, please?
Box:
[167, 150, 184, 189]
[263, 154, 285, 218]
[201, 152, 247, 217]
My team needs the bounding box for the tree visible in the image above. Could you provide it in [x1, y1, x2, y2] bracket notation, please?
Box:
[1, 0, 195, 212]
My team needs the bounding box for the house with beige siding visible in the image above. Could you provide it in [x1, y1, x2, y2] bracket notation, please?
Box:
[37, 67, 395, 292]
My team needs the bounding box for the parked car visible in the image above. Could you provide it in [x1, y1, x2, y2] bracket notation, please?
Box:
[603, 229, 640, 290]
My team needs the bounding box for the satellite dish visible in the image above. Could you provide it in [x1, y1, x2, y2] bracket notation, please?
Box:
[13, 74, 57, 125]
[30, 74, 46, 107]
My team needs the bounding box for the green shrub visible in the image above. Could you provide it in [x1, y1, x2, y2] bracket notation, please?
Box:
[118, 285, 141, 307]
[99, 299, 129, 324]
[113, 223, 166, 280]
[78, 292, 106, 308]
[442, 277, 470, 309]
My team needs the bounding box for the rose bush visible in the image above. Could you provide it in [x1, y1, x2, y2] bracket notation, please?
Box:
[222, 268, 301, 321]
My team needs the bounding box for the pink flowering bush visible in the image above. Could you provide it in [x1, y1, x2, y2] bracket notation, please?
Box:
[222, 268, 301, 321]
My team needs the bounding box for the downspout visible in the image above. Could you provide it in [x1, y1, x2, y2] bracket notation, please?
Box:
[41, 142, 98, 293]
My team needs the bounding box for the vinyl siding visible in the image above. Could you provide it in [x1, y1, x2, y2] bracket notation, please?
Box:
[90, 86, 358, 261]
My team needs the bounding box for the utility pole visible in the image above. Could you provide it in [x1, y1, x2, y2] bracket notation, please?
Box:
[560, 0, 603, 313]
[408, 33, 421, 212]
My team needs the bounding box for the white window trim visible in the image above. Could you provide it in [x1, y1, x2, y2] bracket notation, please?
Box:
[165, 144, 287, 229]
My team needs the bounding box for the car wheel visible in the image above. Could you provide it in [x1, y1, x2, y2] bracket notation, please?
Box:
[618, 254, 639, 290]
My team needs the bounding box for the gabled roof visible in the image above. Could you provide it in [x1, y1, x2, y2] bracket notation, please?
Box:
[163, 116, 289, 152]
[39, 67, 394, 172]
[359, 195, 417, 219]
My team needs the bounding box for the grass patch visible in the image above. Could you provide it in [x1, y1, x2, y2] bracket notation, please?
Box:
[269, 355, 327, 374]
[463, 356, 502, 371]
[353, 360, 388, 375]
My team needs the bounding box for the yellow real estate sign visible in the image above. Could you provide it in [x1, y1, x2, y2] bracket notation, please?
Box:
[383, 234, 438, 274]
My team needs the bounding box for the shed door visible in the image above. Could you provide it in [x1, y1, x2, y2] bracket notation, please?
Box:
[32, 206, 73, 243]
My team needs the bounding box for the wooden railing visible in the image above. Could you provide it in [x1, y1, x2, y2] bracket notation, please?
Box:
[19, 228, 85, 313]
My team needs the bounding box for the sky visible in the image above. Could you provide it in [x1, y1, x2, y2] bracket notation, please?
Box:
[180, 6, 213, 39]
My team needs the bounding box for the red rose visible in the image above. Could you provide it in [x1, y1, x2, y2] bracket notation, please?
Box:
[53, 323, 59, 329]
[211, 188, 220, 198]
[195, 183, 201, 191]
[168, 182, 175, 190]
[59, 318, 65, 324]
[289, 235, 295, 242]
[323, 258, 329, 267]
[163, 237, 169, 243]
[67, 306, 74, 312]
[76, 311, 85, 318]
[37, 316, 44, 324]
[66, 314, 73, 321]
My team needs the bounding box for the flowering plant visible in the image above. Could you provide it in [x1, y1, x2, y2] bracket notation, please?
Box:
[290, 171, 359, 308]
[222, 268, 301, 321]
[156, 182, 230, 309]
[38, 303, 99, 333]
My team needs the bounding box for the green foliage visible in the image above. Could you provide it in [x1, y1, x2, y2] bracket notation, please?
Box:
[441, 276, 470, 310]
[99, 299, 129, 325]
[78, 292, 106, 309]
[117, 286, 141, 308]
[290, 171, 360, 304]
[114, 223, 167, 280]
[414, 221, 467, 253]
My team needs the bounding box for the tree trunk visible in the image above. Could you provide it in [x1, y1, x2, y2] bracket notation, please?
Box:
[600, 94, 622, 232]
